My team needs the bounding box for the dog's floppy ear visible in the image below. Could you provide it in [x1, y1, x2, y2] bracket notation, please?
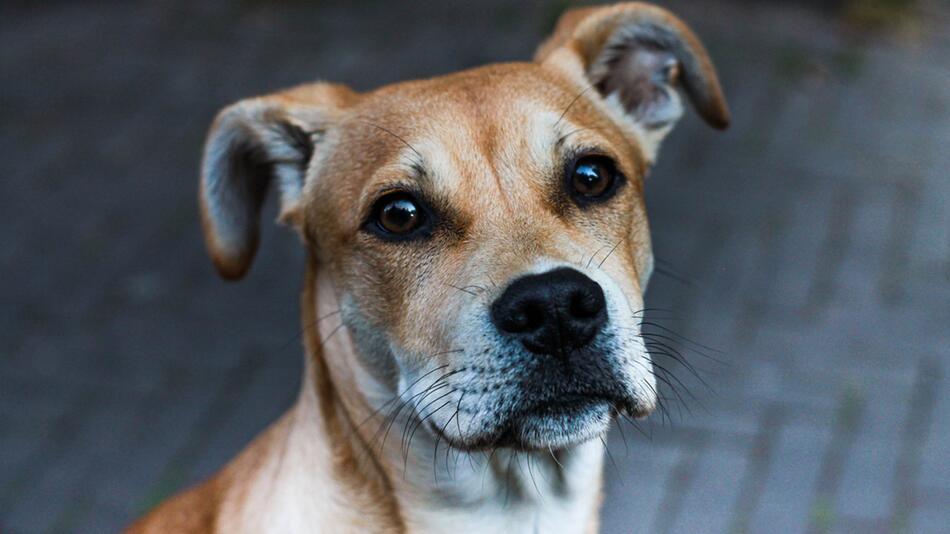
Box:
[535, 2, 729, 159]
[200, 83, 355, 280]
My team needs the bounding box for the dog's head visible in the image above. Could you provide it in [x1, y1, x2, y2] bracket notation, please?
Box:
[198, 3, 728, 452]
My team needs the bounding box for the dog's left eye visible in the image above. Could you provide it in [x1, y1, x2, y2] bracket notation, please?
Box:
[569, 156, 620, 203]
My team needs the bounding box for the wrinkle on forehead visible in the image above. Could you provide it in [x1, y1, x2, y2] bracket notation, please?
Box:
[434, 100, 570, 219]
[346, 68, 571, 200]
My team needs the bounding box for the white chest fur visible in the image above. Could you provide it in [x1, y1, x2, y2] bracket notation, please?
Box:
[398, 440, 605, 534]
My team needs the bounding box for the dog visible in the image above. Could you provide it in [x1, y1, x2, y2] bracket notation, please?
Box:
[128, 3, 728, 532]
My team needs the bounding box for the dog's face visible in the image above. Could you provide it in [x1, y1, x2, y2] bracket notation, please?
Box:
[316, 66, 660, 451]
[198, 4, 728, 451]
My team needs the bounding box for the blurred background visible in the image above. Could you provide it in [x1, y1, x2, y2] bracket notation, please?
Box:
[2, 0, 948, 532]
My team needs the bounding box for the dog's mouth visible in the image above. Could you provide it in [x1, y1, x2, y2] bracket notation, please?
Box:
[503, 392, 645, 450]
[502, 394, 614, 449]
[417, 333, 656, 452]
[519, 393, 609, 418]
[432, 390, 648, 452]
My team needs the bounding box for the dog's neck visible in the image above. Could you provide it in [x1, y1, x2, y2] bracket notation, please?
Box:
[259, 263, 605, 533]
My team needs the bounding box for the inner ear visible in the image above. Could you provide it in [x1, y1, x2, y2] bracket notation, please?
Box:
[594, 39, 684, 130]
[277, 120, 316, 175]
[536, 4, 730, 132]
[270, 119, 319, 222]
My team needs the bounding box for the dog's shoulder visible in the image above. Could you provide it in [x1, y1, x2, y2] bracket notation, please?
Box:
[125, 413, 292, 533]
[124, 475, 223, 534]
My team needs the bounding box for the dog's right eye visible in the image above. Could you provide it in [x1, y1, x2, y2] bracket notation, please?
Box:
[368, 193, 429, 239]
[567, 155, 622, 205]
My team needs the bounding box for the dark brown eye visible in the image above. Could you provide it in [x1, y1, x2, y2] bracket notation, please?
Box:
[570, 156, 617, 200]
[374, 193, 425, 236]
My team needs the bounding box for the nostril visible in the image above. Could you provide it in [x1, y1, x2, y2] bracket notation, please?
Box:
[569, 290, 604, 319]
[500, 301, 545, 333]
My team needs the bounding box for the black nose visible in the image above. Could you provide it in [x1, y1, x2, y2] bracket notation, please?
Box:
[490, 267, 607, 355]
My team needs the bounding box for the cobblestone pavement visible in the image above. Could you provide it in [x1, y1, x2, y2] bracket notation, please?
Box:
[2, 1, 948, 532]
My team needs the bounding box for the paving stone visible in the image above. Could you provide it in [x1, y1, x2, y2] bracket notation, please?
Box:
[0, 434, 35, 497]
[669, 445, 749, 534]
[835, 386, 911, 522]
[918, 369, 950, 491]
[748, 419, 833, 534]
[4, 438, 93, 533]
[908, 502, 950, 534]
[70, 500, 133, 534]
[600, 437, 685, 534]
[93, 384, 219, 513]
[0, 374, 75, 435]
[181, 349, 301, 486]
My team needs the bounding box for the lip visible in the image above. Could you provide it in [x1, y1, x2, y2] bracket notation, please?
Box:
[505, 395, 614, 450]
[515, 393, 612, 420]
[523, 390, 654, 420]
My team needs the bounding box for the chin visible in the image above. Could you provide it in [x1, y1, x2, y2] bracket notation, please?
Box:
[509, 397, 615, 451]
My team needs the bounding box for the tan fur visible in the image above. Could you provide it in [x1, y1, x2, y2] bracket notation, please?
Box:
[130, 3, 727, 532]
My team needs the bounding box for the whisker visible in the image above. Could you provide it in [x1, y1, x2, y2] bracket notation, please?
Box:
[631, 307, 679, 321]
[654, 265, 697, 287]
[275, 308, 341, 351]
[557, 127, 589, 144]
[526, 453, 543, 499]
[614, 417, 629, 455]
[357, 118, 424, 164]
[318, 321, 345, 348]
[600, 435, 621, 486]
[445, 283, 478, 296]
[555, 84, 596, 128]
[648, 367, 689, 419]
[650, 363, 700, 416]
[638, 321, 725, 355]
[619, 413, 652, 441]
[401, 384, 453, 456]
[597, 240, 622, 268]
[640, 377, 672, 428]
[373, 367, 463, 452]
[640, 332, 727, 368]
[652, 256, 698, 286]
[439, 395, 465, 479]
[353, 361, 453, 433]
[404, 398, 452, 479]
[586, 243, 613, 269]
[644, 340, 715, 386]
[503, 450, 518, 507]
[547, 446, 565, 471]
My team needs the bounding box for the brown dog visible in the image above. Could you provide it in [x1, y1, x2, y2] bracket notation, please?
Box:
[128, 3, 728, 532]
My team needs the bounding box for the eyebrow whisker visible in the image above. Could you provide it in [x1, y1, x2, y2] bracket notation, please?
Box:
[554, 84, 596, 129]
[556, 127, 588, 146]
[357, 118, 425, 164]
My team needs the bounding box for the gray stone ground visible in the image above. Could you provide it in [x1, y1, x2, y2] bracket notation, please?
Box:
[2, 1, 948, 532]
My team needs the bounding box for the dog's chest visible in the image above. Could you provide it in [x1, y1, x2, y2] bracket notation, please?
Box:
[401, 446, 604, 534]
[405, 492, 598, 534]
